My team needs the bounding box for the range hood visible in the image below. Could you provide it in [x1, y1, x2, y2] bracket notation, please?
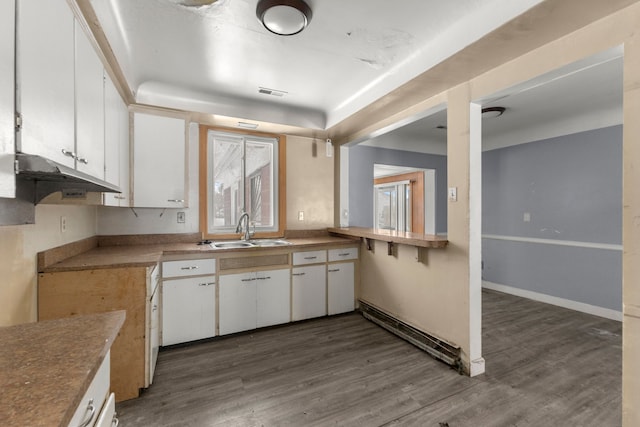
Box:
[15, 153, 121, 204]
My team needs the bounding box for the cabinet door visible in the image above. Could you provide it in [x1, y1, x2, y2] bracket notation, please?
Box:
[328, 262, 355, 315]
[16, 0, 75, 167]
[219, 273, 257, 335]
[162, 276, 216, 346]
[74, 20, 104, 178]
[256, 269, 290, 328]
[133, 113, 186, 207]
[292, 265, 326, 321]
[0, 0, 15, 198]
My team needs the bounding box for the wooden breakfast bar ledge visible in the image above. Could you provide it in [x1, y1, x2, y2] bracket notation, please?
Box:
[328, 227, 448, 255]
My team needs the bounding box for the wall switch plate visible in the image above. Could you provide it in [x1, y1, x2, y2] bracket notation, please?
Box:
[177, 211, 186, 223]
[60, 216, 67, 233]
[298, 211, 304, 221]
[448, 187, 458, 202]
[523, 212, 531, 222]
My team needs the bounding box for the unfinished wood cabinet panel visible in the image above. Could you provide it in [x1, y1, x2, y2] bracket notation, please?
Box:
[38, 267, 150, 402]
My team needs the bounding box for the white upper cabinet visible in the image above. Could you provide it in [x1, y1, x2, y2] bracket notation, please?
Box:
[16, 0, 75, 167]
[0, 0, 15, 198]
[74, 20, 105, 179]
[103, 72, 130, 206]
[133, 112, 187, 208]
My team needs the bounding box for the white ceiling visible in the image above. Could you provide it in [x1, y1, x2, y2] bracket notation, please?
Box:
[361, 46, 623, 154]
[89, 0, 545, 130]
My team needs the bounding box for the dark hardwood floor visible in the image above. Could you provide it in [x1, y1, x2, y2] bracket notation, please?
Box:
[117, 290, 622, 426]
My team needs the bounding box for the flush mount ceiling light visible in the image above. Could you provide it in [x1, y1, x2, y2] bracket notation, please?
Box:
[256, 0, 312, 36]
[481, 106, 506, 119]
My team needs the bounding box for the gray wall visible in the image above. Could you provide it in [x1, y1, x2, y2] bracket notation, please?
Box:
[348, 145, 448, 233]
[482, 125, 622, 311]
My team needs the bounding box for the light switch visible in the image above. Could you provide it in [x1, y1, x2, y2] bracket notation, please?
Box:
[298, 211, 304, 221]
[448, 187, 457, 202]
[523, 212, 531, 222]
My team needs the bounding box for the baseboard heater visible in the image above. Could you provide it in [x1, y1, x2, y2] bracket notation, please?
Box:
[359, 301, 463, 373]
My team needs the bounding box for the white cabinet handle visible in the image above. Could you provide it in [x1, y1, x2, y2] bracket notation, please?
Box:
[292, 272, 306, 276]
[167, 199, 184, 203]
[77, 157, 89, 164]
[61, 148, 76, 159]
[77, 399, 96, 427]
[180, 266, 198, 270]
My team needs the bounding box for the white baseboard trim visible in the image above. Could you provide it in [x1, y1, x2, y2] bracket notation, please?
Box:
[482, 281, 622, 322]
[470, 357, 485, 377]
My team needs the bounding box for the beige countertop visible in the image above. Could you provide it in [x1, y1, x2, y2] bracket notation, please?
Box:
[328, 227, 448, 249]
[40, 236, 360, 273]
[0, 311, 125, 427]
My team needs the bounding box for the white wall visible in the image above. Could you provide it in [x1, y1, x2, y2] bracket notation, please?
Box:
[0, 204, 97, 326]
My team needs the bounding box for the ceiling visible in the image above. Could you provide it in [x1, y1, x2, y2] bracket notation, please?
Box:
[361, 46, 623, 154]
[88, 0, 545, 131]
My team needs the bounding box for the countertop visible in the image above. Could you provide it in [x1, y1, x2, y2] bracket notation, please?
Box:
[40, 236, 360, 273]
[0, 311, 125, 427]
[328, 227, 448, 249]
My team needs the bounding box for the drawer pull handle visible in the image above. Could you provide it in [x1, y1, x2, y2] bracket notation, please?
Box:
[77, 157, 89, 165]
[292, 272, 306, 276]
[338, 253, 350, 257]
[198, 283, 207, 286]
[152, 304, 158, 311]
[112, 414, 120, 427]
[303, 256, 317, 260]
[328, 269, 340, 272]
[180, 266, 198, 270]
[78, 399, 96, 427]
[199, 282, 215, 286]
[167, 199, 185, 203]
[61, 148, 76, 159]
[256, 276, 271, 280]
[241, 278, 255, 282]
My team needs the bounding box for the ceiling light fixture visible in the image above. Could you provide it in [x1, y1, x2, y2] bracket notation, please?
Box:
[256, 0, 312, 36]
[481, 106, 506, 119]
[237, 121, 259, 129]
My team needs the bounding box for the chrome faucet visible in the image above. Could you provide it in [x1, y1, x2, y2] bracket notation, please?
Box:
[235, 212, 251, 241]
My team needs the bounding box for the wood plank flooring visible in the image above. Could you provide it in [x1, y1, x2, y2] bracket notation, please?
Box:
[117, 290, 622, 426]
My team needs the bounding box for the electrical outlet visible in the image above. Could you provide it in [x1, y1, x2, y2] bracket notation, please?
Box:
[298, 211, 304, 221]
[523, 212, 531, 222]
[60, 216, 67, 233]
[177, 211, 186, 223]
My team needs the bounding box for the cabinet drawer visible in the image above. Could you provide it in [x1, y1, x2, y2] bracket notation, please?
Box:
[328, 247, 358, 262]
[292, 250, 327, 265]
[94, 392, 117, 427]
[163, 258, 216, 278]
[68, 351, 110, 427]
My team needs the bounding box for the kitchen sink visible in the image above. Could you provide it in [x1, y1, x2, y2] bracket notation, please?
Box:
[211, 239, 291, 249]
[249, 239, 292, 247]
[212, 241, 255, 249]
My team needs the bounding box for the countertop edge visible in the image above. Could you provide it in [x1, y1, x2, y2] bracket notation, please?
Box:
[328, 227, 449, 249]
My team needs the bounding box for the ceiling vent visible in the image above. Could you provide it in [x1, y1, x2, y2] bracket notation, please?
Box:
[258, 87, 287, 97]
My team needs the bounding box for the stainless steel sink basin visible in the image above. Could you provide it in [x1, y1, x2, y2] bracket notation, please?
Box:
[212, 241, 255, 249]
[211, 239, 291, 249]
[249, 239, 291, 247]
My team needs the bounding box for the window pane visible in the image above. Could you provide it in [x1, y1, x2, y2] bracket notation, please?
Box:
[376, 186, 397, 230]
[210, 135, 243, 230]
[246, 140, 274, 227]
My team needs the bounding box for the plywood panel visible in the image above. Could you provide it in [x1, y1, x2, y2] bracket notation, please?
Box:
[38, 267, 148, 401]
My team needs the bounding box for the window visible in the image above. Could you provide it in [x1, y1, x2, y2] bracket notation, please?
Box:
[200, 126, 286, 239]
[373, 170, 426, 233]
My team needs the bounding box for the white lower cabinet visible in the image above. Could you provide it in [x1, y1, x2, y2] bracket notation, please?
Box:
[219, 272, 257, 335]
[328, 262, 355, 315]
[256, 269, 290, 328]
[292, 264, 327, 321]
[219, 268, 290, 334]
[68, 351, 112, 427]
[162, 276, 216, 346]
